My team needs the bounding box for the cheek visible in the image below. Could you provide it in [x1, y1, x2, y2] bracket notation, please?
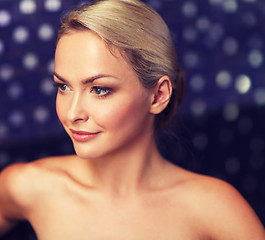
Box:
[56, 96, 66, 123]
[96, 97, 149, 130]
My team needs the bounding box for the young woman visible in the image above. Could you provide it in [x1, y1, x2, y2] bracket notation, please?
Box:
[0, 0, 264, 239]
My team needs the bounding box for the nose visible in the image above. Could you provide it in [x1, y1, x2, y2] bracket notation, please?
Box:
[67, 93, 89, 123]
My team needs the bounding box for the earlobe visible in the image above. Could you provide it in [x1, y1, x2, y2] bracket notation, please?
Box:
[150, 75, 172, 114]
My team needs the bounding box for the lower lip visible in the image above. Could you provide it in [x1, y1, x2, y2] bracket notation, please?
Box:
[71, 132, 100, 142]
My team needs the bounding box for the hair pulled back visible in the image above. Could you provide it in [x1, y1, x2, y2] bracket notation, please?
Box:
[58, 0, 185, 129]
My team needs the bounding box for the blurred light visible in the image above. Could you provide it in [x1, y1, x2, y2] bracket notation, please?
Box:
[209, 0, 222, 5]
[0, 10, 11, 27]
[193, 133, 208, 150]
[13, 26, 29, 43]
[9, 111, 25, 127]
[19, 0, 37, 14]
[183, 27, 197, 42]
[225, 157, 240, 175]
[254, 88, 265, 106]
[147, 0, 162, 10]
[0, 39, 4, 54]
[38, 23, 54, 41]
[243, 0, 256, 2]
[242, 12, 256, 28]
[196, 17, 211, 32]
[23, 53, 39, 70]
[209, 23, 224, 42]
[215, 70, 232, 89]
[235, 74, 251, 94]
[41, 78, 56, 95]
[183, 51, 199, 68]
[223, 102, 239, 121]
[0, 123, 8, 139]
[190, 74, 205, 92]
[47, 59, 55, 74]
[33, 106, 50, 123]
[248, 49, 263, 68]
[7, 83, 23, 100]
[223, 37, 238, 55]
[44, 0, 62, 12]
[222, 0, 238, 13]
[190, 99, 207, 116]
[0, 65, 14, 82]
[182, 1, 197, 17]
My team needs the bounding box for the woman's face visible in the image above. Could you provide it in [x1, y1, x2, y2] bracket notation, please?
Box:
[54, 31, 154, 159]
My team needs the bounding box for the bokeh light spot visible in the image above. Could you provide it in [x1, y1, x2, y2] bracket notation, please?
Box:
[254, 88, 265, 106]
[7, 83, 23, 100]
[223, 102, 239, 121]
[41, 78, 56, 95]
[0, 65, 14, 82]
[33, 106, 50, 123]
[182, 1, 197, 17]
[222, 0, 238, 13]
[44, 0, 62, 12]
[38, 23, 54, 41]
[190, 74, 205, 92]
[248, 49, 263, 68]
[215, 70, 232, 89]
[13, 26, 29, 43]
[19, 0, 37, 14]
[190, 99, 207, 116]
[223, 37, 238, 55]
[23, 53, 39, 70]
[0, 39, 4, 54]
[235, 74, 251, 94]
[0, 10, 11, 27]
[9, 111, 25, 127]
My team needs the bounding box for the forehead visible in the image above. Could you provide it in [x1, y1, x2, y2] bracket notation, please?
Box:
[54, 30, 137, 83]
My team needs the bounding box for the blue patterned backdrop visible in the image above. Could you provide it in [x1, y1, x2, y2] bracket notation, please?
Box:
[0, 0, 265, 239]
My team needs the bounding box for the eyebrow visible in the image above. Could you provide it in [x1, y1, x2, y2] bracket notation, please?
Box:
[53, 72, 119, 84]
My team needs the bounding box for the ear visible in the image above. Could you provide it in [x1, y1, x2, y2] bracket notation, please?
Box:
[150, 75, 172, 114]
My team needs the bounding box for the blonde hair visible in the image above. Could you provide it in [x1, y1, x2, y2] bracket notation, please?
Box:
[58, 0, 185, 129]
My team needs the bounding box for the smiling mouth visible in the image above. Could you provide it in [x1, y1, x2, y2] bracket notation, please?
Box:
[70, 129, 100, 142]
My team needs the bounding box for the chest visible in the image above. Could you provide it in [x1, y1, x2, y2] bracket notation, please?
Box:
[28, 198, 201, 240]
[28, 190, 205, 240]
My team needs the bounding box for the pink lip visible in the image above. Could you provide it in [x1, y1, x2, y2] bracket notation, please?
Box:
[70, 129, 100, 142]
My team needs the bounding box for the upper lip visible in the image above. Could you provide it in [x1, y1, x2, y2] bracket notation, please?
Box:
[70, 129, 100, 135]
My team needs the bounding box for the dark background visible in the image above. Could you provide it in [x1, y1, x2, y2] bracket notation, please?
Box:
[0, 0, 264, 239]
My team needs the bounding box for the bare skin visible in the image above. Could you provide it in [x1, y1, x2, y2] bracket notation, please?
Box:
[0, 156, 264, 240]
[0, 31, 264, 239]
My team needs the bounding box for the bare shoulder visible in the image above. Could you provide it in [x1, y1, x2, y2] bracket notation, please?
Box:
[172, 167, 265, 240]
[0, 161, 38, 221]
[0, 155, 74, 219]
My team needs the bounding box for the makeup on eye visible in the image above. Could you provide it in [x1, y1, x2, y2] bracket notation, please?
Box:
[53, 81, 112, 97]
[53, 82, 71, 93]
[90, 86, 112, 97]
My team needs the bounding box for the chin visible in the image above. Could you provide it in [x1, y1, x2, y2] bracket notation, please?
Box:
[73, 144, 104, 160]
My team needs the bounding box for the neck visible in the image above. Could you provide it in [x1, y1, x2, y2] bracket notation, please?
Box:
[77, 130, 167, 197]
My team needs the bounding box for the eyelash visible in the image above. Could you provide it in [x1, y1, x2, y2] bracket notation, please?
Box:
[53, 82, 70, 93]
[53, 82, 112, 97]
[90, 86, 112, 98]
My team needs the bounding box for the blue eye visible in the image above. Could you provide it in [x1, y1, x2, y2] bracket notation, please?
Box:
[92, 86, 111, 96]
[54, 82, 70, 92]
